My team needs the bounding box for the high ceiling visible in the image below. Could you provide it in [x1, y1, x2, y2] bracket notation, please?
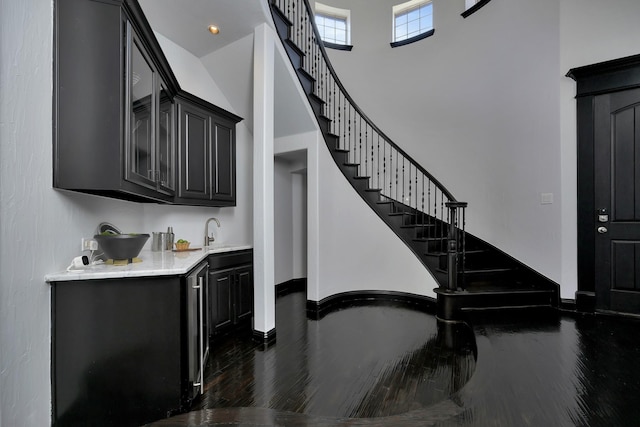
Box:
[138, 0, 317, 140]
[138, 0, 270, 58]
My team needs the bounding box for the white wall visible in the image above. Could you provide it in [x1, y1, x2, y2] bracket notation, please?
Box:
[147, 34, 254, 247]
[558, 0, 640, 296]
[201, 35, 256, 134]
[0, 8, 254, 426]
[316, 133, 437, 300]
[316, 0, 640, 299]
[274, 155, 309, 285]
[274, 129, 437, 301]
[0, 1, 146, 425]
[274, 157, 295, 284]
[292, 171, 308, 279]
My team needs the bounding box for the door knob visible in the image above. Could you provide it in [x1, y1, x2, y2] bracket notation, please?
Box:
[597, 226, 608, 234]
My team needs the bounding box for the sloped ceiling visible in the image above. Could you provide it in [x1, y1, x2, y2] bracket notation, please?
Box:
[138, 0, 269, 58]
[139, 0, 316, 139]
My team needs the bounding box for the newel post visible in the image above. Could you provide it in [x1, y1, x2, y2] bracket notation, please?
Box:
[445, 201, 468, 291]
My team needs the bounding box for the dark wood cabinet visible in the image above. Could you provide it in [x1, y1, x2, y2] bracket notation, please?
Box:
[54, 0, 241, 206]
[176, 92, 242, 206]
[209, 268, 234, 331]
[52, 277, 179, 426]
[208, 250, 253, 335]
[124, 30, 176, 196]
[235, 265, 254, 322]
[54, 0, 179, 203]
[51, 262, 209, 427]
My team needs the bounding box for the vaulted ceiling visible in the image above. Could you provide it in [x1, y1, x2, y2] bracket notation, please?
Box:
[138, 0, 269, 58]
[139, 0, 316, 141]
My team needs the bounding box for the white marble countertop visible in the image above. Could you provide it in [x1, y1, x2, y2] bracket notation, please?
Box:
[45, 244, 252, 282]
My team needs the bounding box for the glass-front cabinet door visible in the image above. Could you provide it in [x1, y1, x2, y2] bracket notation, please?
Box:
[125, 22, 175, 195]
[126, 29, 156, 189]
[157, 82, 175, 194]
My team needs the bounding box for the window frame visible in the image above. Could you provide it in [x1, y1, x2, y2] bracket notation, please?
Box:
[315, 2, 353, 50]
[391, 0, 434, 47]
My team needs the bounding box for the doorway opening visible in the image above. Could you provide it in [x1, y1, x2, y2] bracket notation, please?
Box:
[274, 151, 308, 301]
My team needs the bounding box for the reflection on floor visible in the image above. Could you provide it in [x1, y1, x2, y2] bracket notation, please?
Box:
[148, 291, 640, 426]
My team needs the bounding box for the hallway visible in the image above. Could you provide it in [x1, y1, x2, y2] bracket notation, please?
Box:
[148, 291, 640, 426]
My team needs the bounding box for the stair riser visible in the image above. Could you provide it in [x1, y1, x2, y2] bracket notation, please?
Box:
[318, 117, 331, 134]
[308, 94, 324, 116]
[271, 6, 291, 41]
[297, 69, 314, 95]
[285, 41, 303, 70]
[436, 290, 555, 321]
[414, 226, 446, 240]
[434, 251, 518, 271]
[414, 239, 447, 254]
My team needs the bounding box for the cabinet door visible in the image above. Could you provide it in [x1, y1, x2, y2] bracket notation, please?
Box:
[157, 83, 175, 195]
[209, 269, 233, 334]
[211, 118, 236, 204]
[125, 29, 158, 190]
[178, 102, 210, 200]
[235, 265, 253, 323]
[52, 277, 183, 426]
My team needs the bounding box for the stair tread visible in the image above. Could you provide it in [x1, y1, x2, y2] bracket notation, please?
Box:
[438, 281, 554, 294]
[298, 67, 314, 79]
[285, 39, 304, 54]
[464, 267, 514, 274]
[463, 287, 554, 295]
[309, 93, 325, 103]
[462, 279, 550, 292]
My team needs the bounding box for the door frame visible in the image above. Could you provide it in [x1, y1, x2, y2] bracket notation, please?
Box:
[567, 54, 640, 312]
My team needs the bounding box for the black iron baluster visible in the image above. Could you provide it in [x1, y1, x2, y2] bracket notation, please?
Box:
[347, 103, 351, 162]
[371, 133, 380, 188]
[461, 205, 466, 289]
[383, 139, 387, 198]
[402, 156, 407, 210]
[408, 164, 412, 210]
[389, 146, 393, 198]
[415, 167, 418, 212]
[421, 174, 425, 247]
[358, 115, 362, 176]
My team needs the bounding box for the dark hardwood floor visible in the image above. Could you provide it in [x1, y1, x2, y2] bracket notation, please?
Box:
[147, 291, 640, 426]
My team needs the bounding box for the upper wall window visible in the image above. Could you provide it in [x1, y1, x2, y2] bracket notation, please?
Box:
[462, 0, 492, 18]
[315, 2, 353, 50]
[392, 0, 433, 44]
[465, 0, 480, 9]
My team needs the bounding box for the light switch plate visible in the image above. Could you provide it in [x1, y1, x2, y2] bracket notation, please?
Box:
[540, 193, 553, 205]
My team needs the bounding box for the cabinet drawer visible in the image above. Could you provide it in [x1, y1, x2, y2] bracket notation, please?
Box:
[208, 250, 252, 270]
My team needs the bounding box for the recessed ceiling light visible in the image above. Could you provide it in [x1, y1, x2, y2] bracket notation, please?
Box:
[208, 25, 220, 35]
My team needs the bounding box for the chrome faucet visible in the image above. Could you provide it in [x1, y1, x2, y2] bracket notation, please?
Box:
[204, 217, 221, 246]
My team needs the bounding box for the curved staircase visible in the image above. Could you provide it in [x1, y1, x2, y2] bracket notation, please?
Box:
[269, 0, 558, 320]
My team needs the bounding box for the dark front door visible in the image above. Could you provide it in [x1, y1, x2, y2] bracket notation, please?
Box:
[594, 88, 640, 313]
